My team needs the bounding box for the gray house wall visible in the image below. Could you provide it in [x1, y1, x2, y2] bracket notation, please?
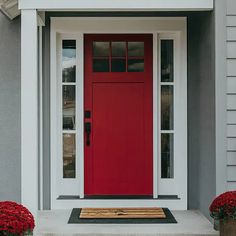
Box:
[187, 13, 216, 218]
[0, 14, 21, 202]
[226, 0, 236, 190]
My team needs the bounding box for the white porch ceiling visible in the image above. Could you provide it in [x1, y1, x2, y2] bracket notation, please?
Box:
[1, 0, 214, 20]
[19, 0, 213, 11]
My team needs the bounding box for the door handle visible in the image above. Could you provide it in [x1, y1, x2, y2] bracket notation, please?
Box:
[85, 122, 91, 146]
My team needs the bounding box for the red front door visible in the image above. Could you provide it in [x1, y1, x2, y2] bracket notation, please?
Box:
[84, 34, 153, 196]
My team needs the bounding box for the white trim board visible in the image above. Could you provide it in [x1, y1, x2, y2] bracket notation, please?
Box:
[19, 0, 213, 11]
[50, 17, 187, 210]
[21, 9, 38, 218]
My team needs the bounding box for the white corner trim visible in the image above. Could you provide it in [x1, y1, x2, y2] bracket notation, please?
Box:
[19, 0, 213, 11]
[21, 9, 38, 218]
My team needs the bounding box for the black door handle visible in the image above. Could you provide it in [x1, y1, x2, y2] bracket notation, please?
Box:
[85, 122, 91, 146]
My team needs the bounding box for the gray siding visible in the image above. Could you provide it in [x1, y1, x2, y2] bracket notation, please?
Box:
[187, 12, 216, 219]
[226, 0, 236, 191]
[0, 14, 21, 202]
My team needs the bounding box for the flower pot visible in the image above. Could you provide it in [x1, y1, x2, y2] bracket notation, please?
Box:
[214, 219, 220, 231]
[220, 219, 236, 236]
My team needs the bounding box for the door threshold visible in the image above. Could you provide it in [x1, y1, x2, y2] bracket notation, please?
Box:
[57, 195, 180, 200]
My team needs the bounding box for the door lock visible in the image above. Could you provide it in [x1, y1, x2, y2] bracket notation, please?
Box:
[85, 122, 91, 146]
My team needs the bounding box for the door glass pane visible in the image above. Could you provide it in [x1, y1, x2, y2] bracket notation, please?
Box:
[161, 40, 174, 82]
[161, 85, 174, 130]
[128, 59, 144, 72]
[93, 42, 110, 57]
[161, 133, 174, 178]
[63, 133, 76, 178]
[62, 40, 76, 82]
[111, 59, 126, 72]
[112, 42, 126, 57]
[93, 59, 110, 72]
[128, 42, 144, 57]
[63, 85, 76, 130]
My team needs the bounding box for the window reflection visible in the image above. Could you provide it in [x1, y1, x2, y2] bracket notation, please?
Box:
[161, 86, 174, 130]
[93, 42, 110, 57]
[112, 42, 126, 57]
[62, 40, 76, 82]
[161, 40, 174, 82]
[128, 59, 144, 72]
[161, 133, 174, 178]
[128, 42, 144, 57]
[63, 85, 76, 130]
[63, 133, 76, 178]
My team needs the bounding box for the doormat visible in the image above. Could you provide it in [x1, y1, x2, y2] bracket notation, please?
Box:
[68, 208, 177, 224]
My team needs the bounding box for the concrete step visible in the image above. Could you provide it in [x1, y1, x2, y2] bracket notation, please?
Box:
[35, 210, 219, 236]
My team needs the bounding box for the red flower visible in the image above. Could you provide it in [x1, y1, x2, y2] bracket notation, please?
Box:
[209, 191, 236, 220]
[0, 201, 35, 235]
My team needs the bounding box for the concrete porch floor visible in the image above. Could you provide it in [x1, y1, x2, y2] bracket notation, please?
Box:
[35, 210, 218, 236]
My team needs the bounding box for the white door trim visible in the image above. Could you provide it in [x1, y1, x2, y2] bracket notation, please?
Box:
[50, 17, 187, 210]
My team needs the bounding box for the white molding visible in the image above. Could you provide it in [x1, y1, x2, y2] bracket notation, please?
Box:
[21, 9, 38, 218]
[50, 24, 58, 209]
[39, 25, 43, 210]
[153, 33, 158, 199]
[50, 17, 187, 210]
[157, 32, 187, 208]
[19, 0, 213, 11]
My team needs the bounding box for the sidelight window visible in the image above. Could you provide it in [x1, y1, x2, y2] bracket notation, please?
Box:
[62, 40, 77, 179]
[160, 39, 174, 179]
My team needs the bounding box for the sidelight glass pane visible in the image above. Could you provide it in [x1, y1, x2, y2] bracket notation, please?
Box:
[111, 59, 126, 72]
[128, 59, 144, 72]
[128, 42, 144, 57]
[161, 133, 174, 178]
[62, 40, 76, 83]
[161, 40, 174, 82]
[63, 133, 76, 178]
[63, 85, 76, 130]
[93, 59, 110, 72]
[112, 42, 126, 57]
[93, 42, 110, 57]
[161, 85, 174, 130]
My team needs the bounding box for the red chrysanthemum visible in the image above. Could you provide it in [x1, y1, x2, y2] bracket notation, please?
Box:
[209, 191, 236, 220]
[0, 201, 35, 235]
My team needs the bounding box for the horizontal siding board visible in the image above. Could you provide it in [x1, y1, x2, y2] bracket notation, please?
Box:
[228, 152, 236, 165]
[227, 111, 236, 123]
[227, 27, 236, 41]
[227, 138, 236, 151]
[227, 16, 236, 26]
[227, 182, 236, 191]
[227, 166, 236, 181]
[227, 0, 236, 15]
[227, 42, 236, 58]
[227, 125, 236, 137]
[227, 77, 236, 93]
[227, 59, 236, 76]
[227, 94, 236, 109]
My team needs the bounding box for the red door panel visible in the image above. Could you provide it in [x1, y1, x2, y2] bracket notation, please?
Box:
[84, 34, 153, 196]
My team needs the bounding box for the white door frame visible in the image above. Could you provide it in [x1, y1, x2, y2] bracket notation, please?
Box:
[50, 17, 187, 209]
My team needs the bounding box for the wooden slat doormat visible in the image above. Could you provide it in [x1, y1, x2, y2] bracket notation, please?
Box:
[80, 207, 166, 219]
[68, 208, 177, 224]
